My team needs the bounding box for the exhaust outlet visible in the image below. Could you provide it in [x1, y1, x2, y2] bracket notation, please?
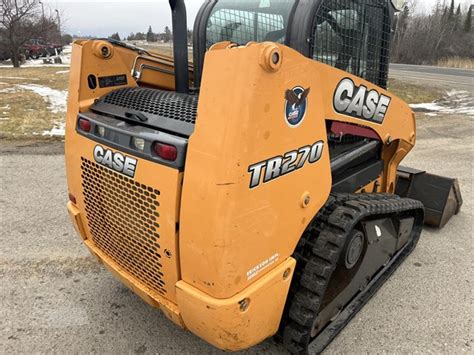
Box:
[169, 0, 189, 94]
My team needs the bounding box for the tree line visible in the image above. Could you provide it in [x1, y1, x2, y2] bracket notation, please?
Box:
[110, 26, 193, 44]
[392, 0, 473, 65]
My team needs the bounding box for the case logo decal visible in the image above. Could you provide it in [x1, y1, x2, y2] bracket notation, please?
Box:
[334, 78, 391, 123]
[285, 86, 310, 127]
[93, 145, 137, 178]
[248, 141, 324, 189]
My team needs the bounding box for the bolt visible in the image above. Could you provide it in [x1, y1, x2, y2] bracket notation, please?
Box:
[239, 298, 250, 312]
[101, 46, 110, 57]
[283, 268, 291, 280]
[304, 195, 311, 206]
[272, 52, 280, 65]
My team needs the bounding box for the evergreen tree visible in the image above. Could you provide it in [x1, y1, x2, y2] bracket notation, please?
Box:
[163, 26, 172, 42]
[109, 32, 121, 41]
[454, 4, 462, 30]
[464, 6, 472, 32]
[441, 5, 448, 26]
[135, 32, 145, 41]
[448, 0, 455, 20]
[146, 26, 156, 42]
[127, 32, 135, 41]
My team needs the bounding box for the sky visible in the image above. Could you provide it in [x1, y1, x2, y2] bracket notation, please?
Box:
[43, 0, 472, 38]
[43, 0, 205, 38]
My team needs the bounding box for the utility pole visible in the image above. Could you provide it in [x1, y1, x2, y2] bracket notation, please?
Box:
[39, 1, 45, 34]
[55, 9, 61, 36]
[39, 1, 45, 21]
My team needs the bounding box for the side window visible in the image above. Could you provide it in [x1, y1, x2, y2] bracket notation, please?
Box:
[311, 0, 390, 87]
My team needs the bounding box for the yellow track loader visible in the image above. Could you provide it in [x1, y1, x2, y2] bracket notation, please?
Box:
[64, 0, 462, 353]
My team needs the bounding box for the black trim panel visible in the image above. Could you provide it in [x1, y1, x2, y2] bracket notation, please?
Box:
[76, 112, 188, 170]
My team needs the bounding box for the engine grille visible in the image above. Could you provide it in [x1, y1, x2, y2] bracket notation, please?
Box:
[101, 87, 198, 124]
[80, 157, 166, 296]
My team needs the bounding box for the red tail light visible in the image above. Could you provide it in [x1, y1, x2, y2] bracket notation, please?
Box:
[78, 118, 91, 132]
[153, 142, 177, 161]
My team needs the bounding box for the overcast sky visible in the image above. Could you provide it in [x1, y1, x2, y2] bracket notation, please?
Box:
[43, 0, 472, 38]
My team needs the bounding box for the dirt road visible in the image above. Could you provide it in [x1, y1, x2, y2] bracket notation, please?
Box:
[1, 113, 472, 354]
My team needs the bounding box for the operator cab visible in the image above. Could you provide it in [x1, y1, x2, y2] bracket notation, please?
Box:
[194, 0, 395, 88]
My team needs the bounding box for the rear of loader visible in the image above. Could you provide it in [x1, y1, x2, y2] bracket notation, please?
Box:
[64, 0, 462, 354]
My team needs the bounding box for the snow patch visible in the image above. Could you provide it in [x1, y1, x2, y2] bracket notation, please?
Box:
[55, 70, 70, 74]
[42, 123, 65, 137]
[0, 87, 17, 93]
[410, 90, 474, 116]
[16, 84, 68, 113]
[0, 76, 40, 81]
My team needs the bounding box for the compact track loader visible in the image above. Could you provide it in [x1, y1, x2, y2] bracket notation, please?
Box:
[65, 0, 462, 353]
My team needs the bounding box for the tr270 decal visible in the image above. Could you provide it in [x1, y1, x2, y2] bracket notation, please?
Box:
[248, 141, 324, 189]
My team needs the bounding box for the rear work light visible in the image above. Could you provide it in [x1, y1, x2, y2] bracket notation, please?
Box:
[97, 126, 106, 138]
[132, 137, 146, 151]
[153, 142, 177, 161]
[78, 118, 91, 132]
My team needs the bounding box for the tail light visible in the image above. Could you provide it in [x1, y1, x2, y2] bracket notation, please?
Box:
[153, 142, 177, 161]
[78, 118, 91, 132]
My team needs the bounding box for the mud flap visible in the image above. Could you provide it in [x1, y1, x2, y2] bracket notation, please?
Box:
[396, 166, 463, 228]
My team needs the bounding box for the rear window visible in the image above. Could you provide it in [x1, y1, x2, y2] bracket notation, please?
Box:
[206, 0, 296, 48]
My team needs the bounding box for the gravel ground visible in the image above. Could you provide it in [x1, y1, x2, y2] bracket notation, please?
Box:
[1, 114, 472, 354]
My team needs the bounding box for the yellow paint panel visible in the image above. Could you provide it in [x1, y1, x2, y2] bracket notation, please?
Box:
[176, 257, 296, 351]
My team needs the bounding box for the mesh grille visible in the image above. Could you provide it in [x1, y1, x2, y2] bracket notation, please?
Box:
[102, 87, 198, 124]
[311, 0, 390, 87]
[81, 158, 166, 296]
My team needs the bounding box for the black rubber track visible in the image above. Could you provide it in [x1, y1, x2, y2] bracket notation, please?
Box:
[280, 193, 424, 354]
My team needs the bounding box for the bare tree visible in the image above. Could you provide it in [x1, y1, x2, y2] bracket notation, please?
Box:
[0, 0, 40, 67]
[0, 0, 63, 66]
[391, 0, 473, 65]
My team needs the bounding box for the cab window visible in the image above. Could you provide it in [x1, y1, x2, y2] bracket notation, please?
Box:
[311, 0, 390, 87]
[206, 0, 296, 48]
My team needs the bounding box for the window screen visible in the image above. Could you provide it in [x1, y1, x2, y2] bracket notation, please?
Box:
[206, 0, 296, 49]
[311, 0, 390, 87]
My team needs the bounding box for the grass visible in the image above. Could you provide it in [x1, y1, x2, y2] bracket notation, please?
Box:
[437, 57, 474, 69]
[388, 79, 442, 105]
[0, 67, 69, 139]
